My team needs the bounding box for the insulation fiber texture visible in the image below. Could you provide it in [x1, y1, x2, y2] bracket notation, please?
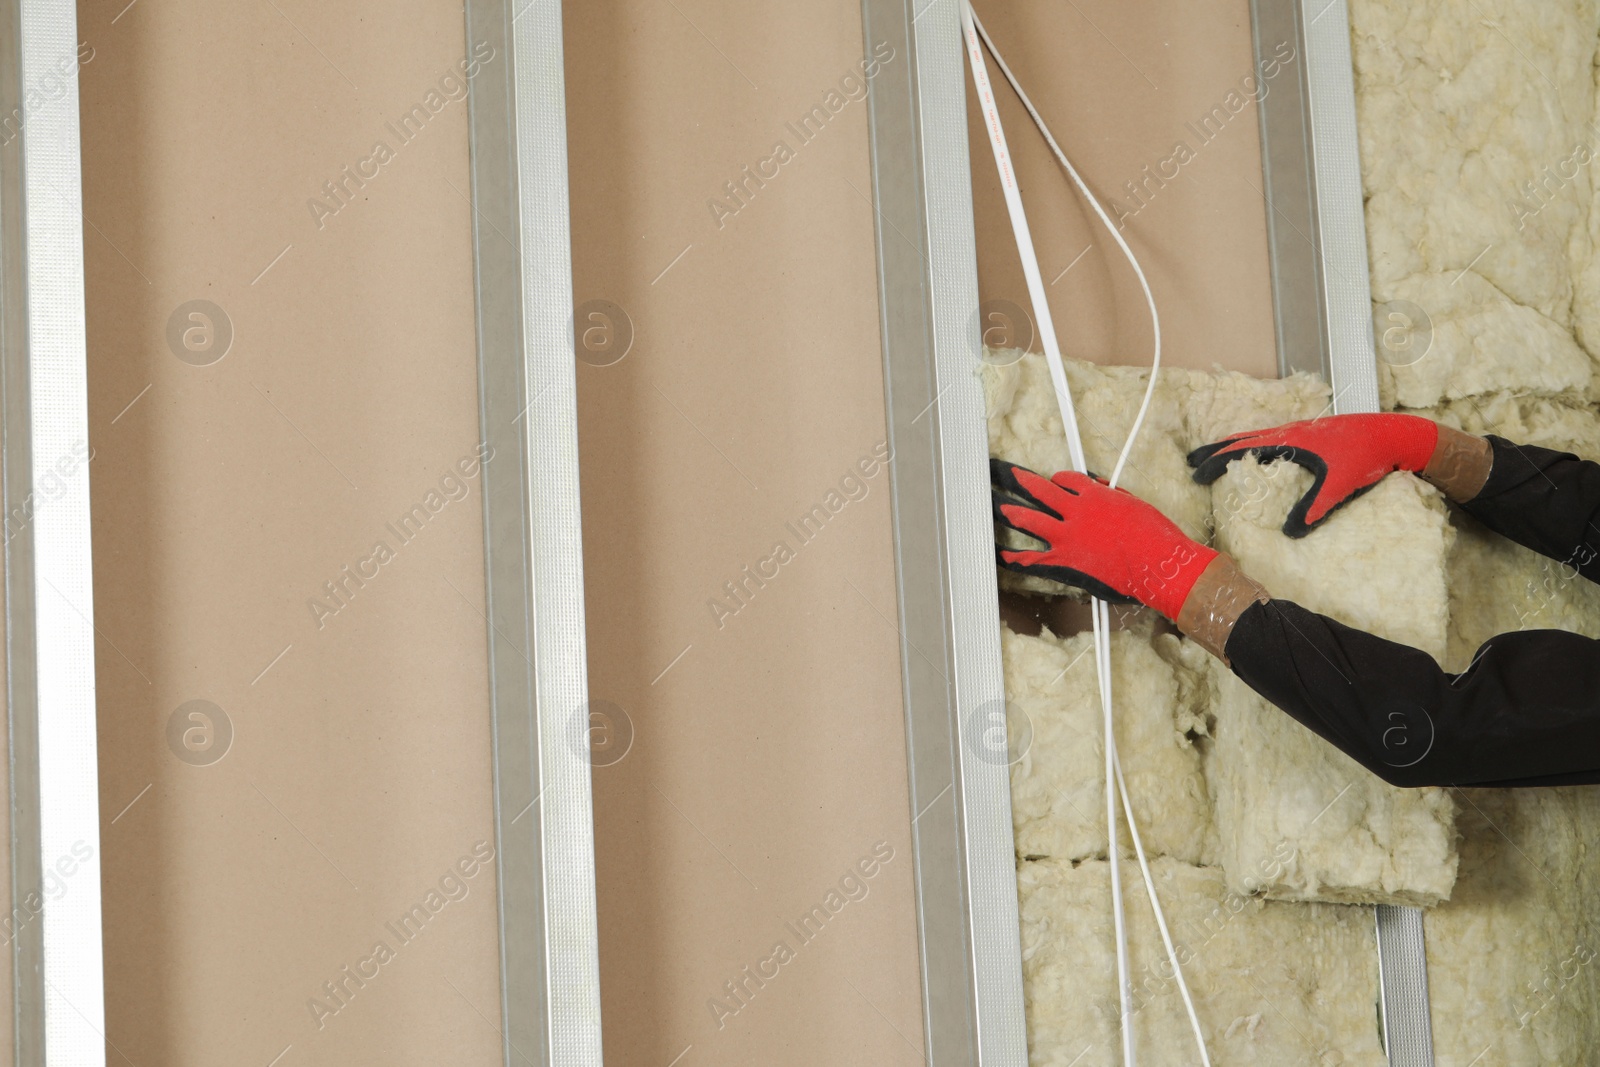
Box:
[1005, 625, 1212, 867]
[1018, 855, 1385, 1066]
[1349, 0, 1600, 1059]
[1208, 454, 1459, 905]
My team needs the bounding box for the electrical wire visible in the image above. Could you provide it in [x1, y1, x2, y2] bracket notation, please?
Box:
[960, 5, 1211, 1065]
[953, 16, 1129, 1062]
[967, 9, 1163, 489]
[959, 7, 1086, 473]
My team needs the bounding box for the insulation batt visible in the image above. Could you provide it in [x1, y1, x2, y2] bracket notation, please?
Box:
[1208, 454, 1459, 905]
[1349, 0, 1600, 1059]
[1352, 0, 1600, 407]
[1004, 625, 1212, 866]
[1017, 856, 1385, 1066]
[1409, 787, 1600, 1065]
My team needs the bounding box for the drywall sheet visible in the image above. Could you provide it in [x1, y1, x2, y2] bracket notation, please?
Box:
[562, 3, 926, 1067]
[78, 0, 504, 1062]
[965, 0, 1280, 378]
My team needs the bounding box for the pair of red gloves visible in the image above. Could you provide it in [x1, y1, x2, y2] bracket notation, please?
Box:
[993, 413, 1441, 620]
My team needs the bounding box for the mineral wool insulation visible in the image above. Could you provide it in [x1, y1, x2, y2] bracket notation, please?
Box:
[987, 2, 1600, 1062]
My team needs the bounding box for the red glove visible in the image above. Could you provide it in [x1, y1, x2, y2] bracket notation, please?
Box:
[1187, 413, 1438, 538]
[991, 459, 1218, 620]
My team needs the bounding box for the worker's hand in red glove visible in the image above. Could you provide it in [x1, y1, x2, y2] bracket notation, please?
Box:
[1186, 413, 1439, 538]
[991, 459, 1218, 621]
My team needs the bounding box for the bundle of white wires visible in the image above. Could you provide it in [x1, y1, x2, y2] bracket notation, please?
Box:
[959, 6, 1211, 1064]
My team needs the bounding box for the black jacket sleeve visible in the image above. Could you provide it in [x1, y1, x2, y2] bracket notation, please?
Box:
[1221, 434, 1600, 789]
[1225, 598, 1600, 788]
[1457, 434, 1600, 580]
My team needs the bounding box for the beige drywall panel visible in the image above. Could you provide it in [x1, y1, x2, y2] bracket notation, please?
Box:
[967, 0, 1281, 379]
[79, 1, 505, 1062]
[564, 2, 927, 1065]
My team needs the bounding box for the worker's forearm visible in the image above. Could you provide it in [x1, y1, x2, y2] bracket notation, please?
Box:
[1409, 420, 1600, 575]
[1456, 435, 1600, 584]
[1227, 596, 1600, 788]
[1173, 420, 1600, 788]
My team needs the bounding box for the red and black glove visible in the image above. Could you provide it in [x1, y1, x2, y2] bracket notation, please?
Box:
[991, 459, 1218, 620]
[1187, 413, 1438, 538]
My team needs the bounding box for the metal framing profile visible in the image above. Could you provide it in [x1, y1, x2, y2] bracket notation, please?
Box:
[864, 0, 1414, 1063]
[861, 0, 1027, 1062]
[2, 0, 107, 1062]
[464, 2, 603, 1065]
[1254, 0, 1432, 1062]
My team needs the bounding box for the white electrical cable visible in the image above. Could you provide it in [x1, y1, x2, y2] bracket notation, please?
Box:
[961, 6, 1212, 1065]
[953, 15, 1131, 1063]
[967, 9, 1163, 490]
[958, 4, 1087, 473]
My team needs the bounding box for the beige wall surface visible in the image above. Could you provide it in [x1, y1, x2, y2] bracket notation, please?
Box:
[564, 3, 926, 1066]
[53, 0, 1282, 1064]
[67, 0, 926, 1064]
[967, 0, 1280, 378]
[79, 1, 504, 1063]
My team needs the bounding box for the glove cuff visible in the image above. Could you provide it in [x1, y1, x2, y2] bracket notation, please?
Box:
[1420, 424, 1492, 502]
[1174, 553, 1270, 664]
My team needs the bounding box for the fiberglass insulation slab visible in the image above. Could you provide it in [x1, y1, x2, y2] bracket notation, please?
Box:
[1005, 626, 1212, 866]
[1018, 855, 1386, 1066]
[1412, 786, 1600, 1065]
[1350, 0, 1600, 1059]
[1208, 455, 1460, 905]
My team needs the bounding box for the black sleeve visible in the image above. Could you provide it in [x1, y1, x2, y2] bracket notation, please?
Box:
[1223, 598, 1600, 789]
[1458, 435, 1600, 582]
